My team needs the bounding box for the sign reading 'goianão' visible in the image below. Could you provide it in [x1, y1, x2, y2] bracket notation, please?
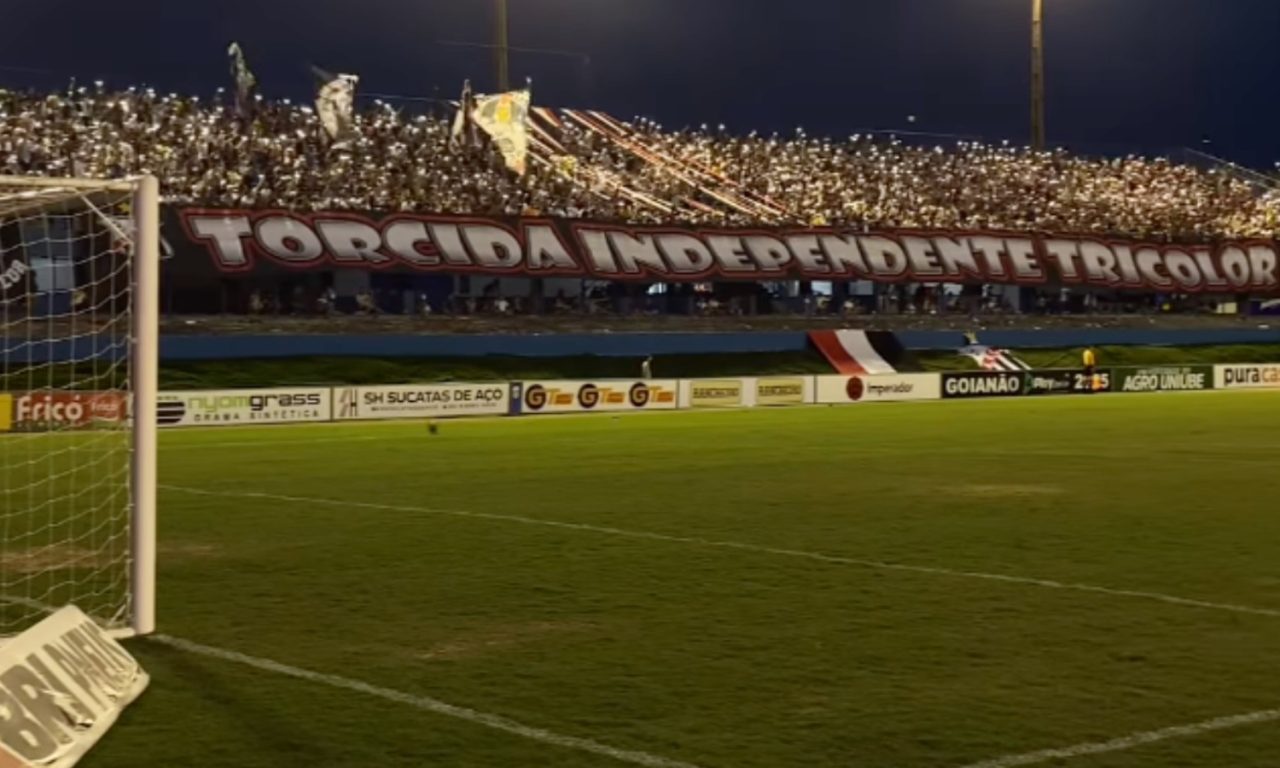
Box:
[174, 209, 1280, 293]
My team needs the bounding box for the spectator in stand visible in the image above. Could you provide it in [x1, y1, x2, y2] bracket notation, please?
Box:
[4, 83, 1280, 240]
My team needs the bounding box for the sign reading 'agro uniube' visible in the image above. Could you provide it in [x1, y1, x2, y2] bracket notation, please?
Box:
[173, 209, 1280, 293]
[1119, 366, 1213, 393]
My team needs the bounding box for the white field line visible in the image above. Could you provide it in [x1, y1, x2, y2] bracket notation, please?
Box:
[161, 434, 388, 452]
[958, 707, 1280, 768]
[160, 437, 1280, 468]
[149, 634, 703, 768]
[161, 485, 1280, 619]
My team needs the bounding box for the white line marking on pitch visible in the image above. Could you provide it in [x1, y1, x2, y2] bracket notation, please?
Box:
[161, 435, 388, 452]
[150, 634, 703, 768]
[958, 707, 1280, 767]
[161, 485, 1280, 619]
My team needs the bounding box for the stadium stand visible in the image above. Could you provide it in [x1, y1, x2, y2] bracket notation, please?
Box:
[3, 84, 1280, 240]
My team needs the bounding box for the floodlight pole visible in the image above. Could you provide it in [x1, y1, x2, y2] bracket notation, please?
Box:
[495, 0, 511, 92]
[1031, 0, 1046, 151]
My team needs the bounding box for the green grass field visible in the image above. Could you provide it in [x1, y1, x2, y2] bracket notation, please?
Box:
[53, 392, 1280, 766]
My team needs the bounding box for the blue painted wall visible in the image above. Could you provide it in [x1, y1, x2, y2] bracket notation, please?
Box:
[5, 327, 1278, 364]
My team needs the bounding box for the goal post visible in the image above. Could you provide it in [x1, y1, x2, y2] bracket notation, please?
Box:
[0, 174, 158, 639]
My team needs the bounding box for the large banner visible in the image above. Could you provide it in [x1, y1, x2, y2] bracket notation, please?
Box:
[816, 373, 941, 404]
[517, 380, 678, 414]
[1215, 364, 1280, 389]
[335, 383, 508, 421]
[168, 208, 1280, 293]
[157, 388, 332, 427]
[0, 606, 148, 768]
[1117, 366, 1212, 393]
[941, 371, 1026, 399]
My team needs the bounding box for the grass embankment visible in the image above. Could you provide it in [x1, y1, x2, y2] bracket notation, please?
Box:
[6, 344, 1279, 391]
[158, 344, 1280, 388]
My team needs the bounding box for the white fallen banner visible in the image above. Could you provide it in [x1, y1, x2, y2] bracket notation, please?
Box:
[0, 606, 149, 767]
[335, 383, 509, 421]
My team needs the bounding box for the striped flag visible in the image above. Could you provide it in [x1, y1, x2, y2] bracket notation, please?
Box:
[959, 345, 1032, 372]
[809, 330, 903, 374]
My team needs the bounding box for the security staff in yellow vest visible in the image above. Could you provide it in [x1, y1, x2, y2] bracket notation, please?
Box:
[1082, 347, 1099, 392]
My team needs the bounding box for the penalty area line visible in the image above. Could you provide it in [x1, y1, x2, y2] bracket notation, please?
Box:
[149, 634, 704, 768]
[161, 485, 1280, 620]
[958, 706, 1280, 768]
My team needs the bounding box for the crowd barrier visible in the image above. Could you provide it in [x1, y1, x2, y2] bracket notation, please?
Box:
[2, 364, 1277, 432]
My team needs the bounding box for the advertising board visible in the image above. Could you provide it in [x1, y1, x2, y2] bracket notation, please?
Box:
[0, 393, 10, 432]
[519, 380, 678, 414]
[1022, 369, 1112, 395]
[156, 388, 332, 427]
[335, 383, 508, 421]
[815, 374, 942, 404]
[940, 371, 1025, 399]
[9, 392, 127, 432]
[1215, 364, 1280, 390]
[1117, 366, 1212, 393]
[755, 377, 806, 406]
[688, 380, 744, 408]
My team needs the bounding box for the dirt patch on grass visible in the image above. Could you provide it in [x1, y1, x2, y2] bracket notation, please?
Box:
[954, 483, 1065, 498]
[2, 541, 220, 574]
[416, 620, 596, 661]
[1, 545, 113, 574]
[158, 541, 222, 560]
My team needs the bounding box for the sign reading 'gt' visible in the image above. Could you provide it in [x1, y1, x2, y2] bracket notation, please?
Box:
[520, 380, 678, 414]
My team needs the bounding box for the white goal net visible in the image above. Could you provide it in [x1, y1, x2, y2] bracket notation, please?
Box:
[0, 175, 157, 638]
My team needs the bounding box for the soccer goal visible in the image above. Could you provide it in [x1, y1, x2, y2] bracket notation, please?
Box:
[0, 175, 158, 639]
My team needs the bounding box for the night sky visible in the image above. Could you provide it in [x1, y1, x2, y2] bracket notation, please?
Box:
[3, 0, 1279, 166]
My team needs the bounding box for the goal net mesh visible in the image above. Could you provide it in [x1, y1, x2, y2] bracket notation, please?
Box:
[0, 181, 138, 635]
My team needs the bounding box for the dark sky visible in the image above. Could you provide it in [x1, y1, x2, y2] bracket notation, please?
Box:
[3, 0, 1279, 166]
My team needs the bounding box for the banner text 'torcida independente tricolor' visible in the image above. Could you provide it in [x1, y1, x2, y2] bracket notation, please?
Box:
[176, 208, 1280, 294]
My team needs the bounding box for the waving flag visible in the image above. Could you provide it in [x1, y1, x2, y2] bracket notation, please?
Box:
[312, 66, 359, 143]
[227, 42, 257, 117]
[472, 88, 530, 175]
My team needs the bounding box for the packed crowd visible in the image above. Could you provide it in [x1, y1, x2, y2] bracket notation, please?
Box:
[3, 84, 1280, 241]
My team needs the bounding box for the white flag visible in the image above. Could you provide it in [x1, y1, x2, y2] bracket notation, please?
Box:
[313, 67, 359, 142]
[450, 79, 475, 149]
[472, 89, 531, 175]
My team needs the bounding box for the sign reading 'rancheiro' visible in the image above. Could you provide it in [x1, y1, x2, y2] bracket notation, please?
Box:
[174, 209, 1280, 293]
